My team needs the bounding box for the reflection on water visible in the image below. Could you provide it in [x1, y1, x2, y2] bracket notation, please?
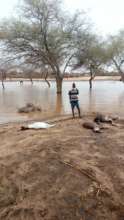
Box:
[0, 80, 124, 123]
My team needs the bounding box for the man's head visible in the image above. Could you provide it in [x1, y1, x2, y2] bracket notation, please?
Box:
[72, 83, 76, 88]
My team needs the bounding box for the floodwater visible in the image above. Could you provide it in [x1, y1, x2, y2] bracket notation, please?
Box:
[0, 80, 124, 124]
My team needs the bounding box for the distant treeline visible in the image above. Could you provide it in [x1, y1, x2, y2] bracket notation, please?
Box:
[6, 71, 119, 79]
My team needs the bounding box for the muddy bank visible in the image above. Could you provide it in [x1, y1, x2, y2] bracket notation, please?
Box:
[0, 115, 124, 219]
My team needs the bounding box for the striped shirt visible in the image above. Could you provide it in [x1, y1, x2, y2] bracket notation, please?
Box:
[69, 88, 79, 102]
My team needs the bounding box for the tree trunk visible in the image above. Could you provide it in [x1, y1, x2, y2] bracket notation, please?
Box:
[30, 78, 33, 84]
[120, 73, 124, 82]
[89, 77, 92, 89]
[89, 70, 93, 89]
[112, 59, 124, 82]
[44, 71, 50, 87]
[55, 94, 62, 113]
[45, 78, 50, 87]
[56, 77, 63, 94]
[89, 69, 95, 89]
[28, 73, 33, 84]
[29, 77, 33, 84]
[1, 80, 5, 89]
[0, 70, 5, 89]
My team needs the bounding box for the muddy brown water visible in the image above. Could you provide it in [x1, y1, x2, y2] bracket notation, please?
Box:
[0, 80, 124, 124]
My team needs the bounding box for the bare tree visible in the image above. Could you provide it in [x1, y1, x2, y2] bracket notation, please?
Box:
[74, 35, 107, 88]
[0, 57, 13, 89]
[0, 0, 91, 93]
[106, 31, 124, 81]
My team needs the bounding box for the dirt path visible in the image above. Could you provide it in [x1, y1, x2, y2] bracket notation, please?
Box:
[0, 115, 124, 220]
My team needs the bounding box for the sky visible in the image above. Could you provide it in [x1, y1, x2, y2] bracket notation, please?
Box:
[0, 0, 124, 36]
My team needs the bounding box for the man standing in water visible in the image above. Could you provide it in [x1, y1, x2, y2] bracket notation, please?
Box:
[68, 83, 81, 118]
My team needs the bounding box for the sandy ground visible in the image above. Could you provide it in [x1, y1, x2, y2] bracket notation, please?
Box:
[6, 76, 120, 82]
[0, 114, 124, 220]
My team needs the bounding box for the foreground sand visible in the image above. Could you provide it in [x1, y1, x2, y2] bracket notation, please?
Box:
[0, 115, 124, 220]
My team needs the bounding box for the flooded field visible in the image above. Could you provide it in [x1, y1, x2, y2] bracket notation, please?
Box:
[0, 80, 124, 123]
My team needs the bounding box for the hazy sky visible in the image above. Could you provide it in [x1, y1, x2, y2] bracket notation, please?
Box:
[0, 0, 124, 36]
